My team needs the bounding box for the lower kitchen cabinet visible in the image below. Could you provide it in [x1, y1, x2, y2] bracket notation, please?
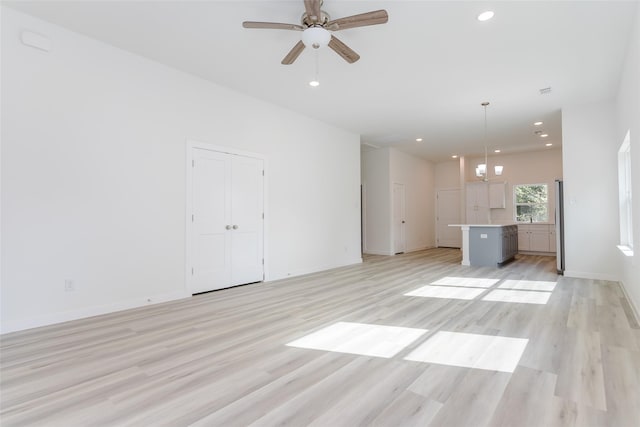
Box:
[518, 224, 556, 253]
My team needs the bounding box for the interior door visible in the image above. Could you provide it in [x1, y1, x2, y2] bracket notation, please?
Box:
[437, 189, 461, 248]
[230, 155, 264, 285]
[393, 183, 406, 254]
[190, 148, 263, 294]
[192, 149, 232, 293]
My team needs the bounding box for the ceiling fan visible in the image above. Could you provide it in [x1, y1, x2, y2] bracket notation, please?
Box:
[242, 0, 388, 65]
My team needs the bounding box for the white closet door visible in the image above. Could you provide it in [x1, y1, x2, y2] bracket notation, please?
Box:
[230, 156, 264, 285]
[437, 189, 461, 248]
[192, 149, 232, 293]
[393, 183, 406, 254]
[190, 148, 264, 294]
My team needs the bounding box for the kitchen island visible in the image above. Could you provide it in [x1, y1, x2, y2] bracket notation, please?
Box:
[449, 224, 518, 267]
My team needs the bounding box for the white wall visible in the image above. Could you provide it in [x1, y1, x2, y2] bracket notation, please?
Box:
[362, 148, 391, 255]
[464, 149, 563, 224]
[562, 103, 619, 281]
[390, 149, 436, 252]
[616, 4, 640, 316]
[362, 147, 435, 255]
[0, 8, 361, 333]
[435, 160, 460, 190]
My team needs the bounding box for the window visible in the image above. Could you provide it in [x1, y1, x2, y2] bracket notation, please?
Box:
[514, 184, 548, 223]
[618, 130, 633, 254]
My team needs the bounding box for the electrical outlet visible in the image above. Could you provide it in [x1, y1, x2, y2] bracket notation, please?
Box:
[64, 279, 75, 292]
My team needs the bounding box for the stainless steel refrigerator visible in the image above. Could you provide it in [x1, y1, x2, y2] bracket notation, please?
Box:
[555, 179, 565, 274]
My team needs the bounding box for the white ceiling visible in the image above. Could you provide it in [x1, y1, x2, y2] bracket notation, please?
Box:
[5, 0, 638, 161]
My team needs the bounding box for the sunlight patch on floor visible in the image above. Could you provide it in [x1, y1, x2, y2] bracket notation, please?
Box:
[430, 277, 500, 288]
[286, 322, 427, 358]
[482, 289, 552, 305]
[499, 279, 557, 292]
[405, 331, 528, 372]
[405, 285, 486, 300]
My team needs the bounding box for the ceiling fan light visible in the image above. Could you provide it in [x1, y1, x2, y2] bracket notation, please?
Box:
[477, 11, 495, 21]
[309, 80, 320, 87]
[302, 27, 331, 49]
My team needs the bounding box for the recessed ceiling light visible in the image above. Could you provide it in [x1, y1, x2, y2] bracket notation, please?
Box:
[452, 155, 458, 159]
[494, 149, 501, 153]
[477, 11, 495, 21]
[540, 134, 549, 138]
[545, 143, 553, 147]
[534, 121, 543, 126]
[309, 80, 320, 87]
[416, 138, 423, 142]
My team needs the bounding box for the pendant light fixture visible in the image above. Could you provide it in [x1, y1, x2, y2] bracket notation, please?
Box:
[476, 102, 504, 181]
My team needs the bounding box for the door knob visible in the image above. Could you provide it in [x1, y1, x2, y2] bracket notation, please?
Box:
[233, 225, 239, 230]
[225, 225, 232, 230]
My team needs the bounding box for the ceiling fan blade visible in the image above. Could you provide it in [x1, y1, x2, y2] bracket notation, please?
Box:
[327, 10, 389, 31]
[328, 35, 360, 64]
[243, 21, 304, 31]
[304, 0, 323, 24]
[281, 41, 306, 65]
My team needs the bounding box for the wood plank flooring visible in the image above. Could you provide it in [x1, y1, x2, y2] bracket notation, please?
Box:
[1, 249, 639, 426]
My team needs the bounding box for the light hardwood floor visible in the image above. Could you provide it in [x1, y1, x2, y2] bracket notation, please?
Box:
[1, 249, 639, 426]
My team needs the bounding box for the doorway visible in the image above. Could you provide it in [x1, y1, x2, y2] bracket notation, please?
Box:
[436, 189, 461, 248]
[393, 183, 406, 254]
[186, 143, 265, 294]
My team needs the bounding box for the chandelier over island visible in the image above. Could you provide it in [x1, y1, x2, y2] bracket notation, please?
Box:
[476, 102, 504, 181]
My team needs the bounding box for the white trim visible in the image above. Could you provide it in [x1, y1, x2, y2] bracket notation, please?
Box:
[404, 245, 434, 253]
[618, 131, 633, 250]
[563, 270, 619, 282]
[185, 139, 268, 293]
[265, 258, 363, 282]
[617, 245, 634, 256]
[1, 291, 190, 334]
[363, 250, 395, 256]
[361, 183, 367, 253]
[619, 279, 640, 326]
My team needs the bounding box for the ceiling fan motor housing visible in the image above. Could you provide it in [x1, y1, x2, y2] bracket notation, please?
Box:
[302, 27, 331, 49]
[301, 10, 330, 27]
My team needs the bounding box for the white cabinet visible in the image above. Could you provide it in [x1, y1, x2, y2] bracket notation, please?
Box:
[466, 182, 489, 224]
[518, 224, 556, 253]
[466, 182, 506, 224]
[489, 182, 506, 208]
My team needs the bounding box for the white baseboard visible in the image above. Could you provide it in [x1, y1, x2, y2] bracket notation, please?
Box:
[405, 245, 434, 253]
[267, 257, 363, 282]
[563, 270, 619, 282]
[363, 250, 394, 256]
[363, 246, 435, 256]
[1, 291, 191, 335]
[619, 279, 640, 325]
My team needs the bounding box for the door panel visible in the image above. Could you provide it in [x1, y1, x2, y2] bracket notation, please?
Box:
[393, 183, 405, 254]
[190, 148, 264, 294]
[192, 150, 231, 293]
[230, 156, 264, 284]
[437, 189, 461, 248]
